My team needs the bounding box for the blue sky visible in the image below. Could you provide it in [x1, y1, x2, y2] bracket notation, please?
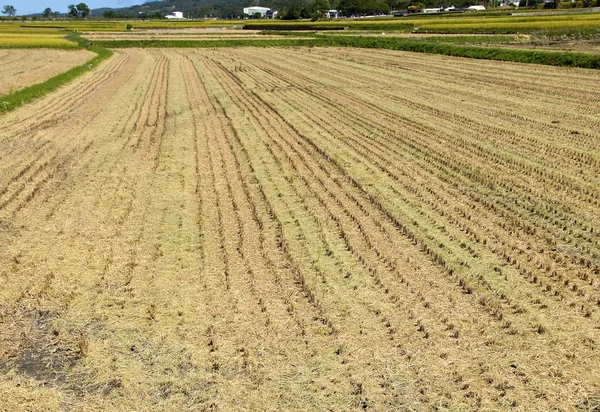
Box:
[10, 0, 141, 15]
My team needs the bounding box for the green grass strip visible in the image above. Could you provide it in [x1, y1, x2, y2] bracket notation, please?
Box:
[244, 22, 414, 32]
[82, 38, 321, 48]
[0, 46, 113, 114]
[414, 35, 518, 44]
[324, 35, 600, 69]
[86, 36, 600, 69]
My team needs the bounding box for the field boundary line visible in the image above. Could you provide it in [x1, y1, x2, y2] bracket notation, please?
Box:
[0, 46, 113, 114]
[83, 36, 600, 69]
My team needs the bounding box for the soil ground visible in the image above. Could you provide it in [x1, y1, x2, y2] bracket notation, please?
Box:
[0, 49, 95, 95]
[1, 47, 599, 410]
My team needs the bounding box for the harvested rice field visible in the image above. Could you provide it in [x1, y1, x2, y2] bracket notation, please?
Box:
[490, 35, 600, 55]
[80, 32, 308, 42]
[0, 49, 95, 96]
[1, 47, 600, 410]
[80, 28, 266, 41]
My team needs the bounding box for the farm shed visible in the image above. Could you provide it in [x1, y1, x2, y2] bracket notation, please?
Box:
[243, 6, 272, 17]
[165, 11, 184, 19]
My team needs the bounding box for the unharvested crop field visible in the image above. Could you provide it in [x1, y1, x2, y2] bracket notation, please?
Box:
[0, 49, 95, 96]
[0, 33, 79, 49]
[1, 47, 600, 410]
[408, 13, 600, 33]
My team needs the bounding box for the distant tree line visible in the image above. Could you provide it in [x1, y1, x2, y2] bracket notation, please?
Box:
[4, 0, 594, 22]
[68, 3, 90, 18]
[43, 7, 61, 17]
[89, 0, 392, 20]
[251, 0, 390, 19]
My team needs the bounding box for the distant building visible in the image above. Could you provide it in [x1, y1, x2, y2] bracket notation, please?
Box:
[467, 5, 486, 10]
[327, 9, 339, 18]
[243, 6, 272, 17]
[165, 11, 184, 19]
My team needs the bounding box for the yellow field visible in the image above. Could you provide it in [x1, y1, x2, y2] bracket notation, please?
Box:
[80, 28, 307, 41]
[1, 47, 600, 410]
[0, 49, 95, 95]
[0, 33, 78, 48]
[415, 17, 600, 32]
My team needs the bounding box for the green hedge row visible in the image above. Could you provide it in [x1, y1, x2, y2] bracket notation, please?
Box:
[243, 24, 347, 31]
[243, 22, 414, 31]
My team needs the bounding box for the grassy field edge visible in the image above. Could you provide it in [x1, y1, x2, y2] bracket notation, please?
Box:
[85, 36, 600, 69]
[0, 46, 113, 114]
[0, 42, 80, 50]
[327, 35, 600, 68]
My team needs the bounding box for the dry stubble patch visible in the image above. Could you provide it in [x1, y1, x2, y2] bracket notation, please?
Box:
[1, 47, 600, 410]
[0, 49, 96, 96]
[80, 29, 269, 42]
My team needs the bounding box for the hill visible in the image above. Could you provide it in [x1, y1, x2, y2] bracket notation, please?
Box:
[92, 0, 260, 19]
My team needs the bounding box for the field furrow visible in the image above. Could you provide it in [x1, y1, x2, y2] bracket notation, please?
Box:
[0, 49, 96, 96]
[1, 47, 599, 411]
[233, 47, 600, 316]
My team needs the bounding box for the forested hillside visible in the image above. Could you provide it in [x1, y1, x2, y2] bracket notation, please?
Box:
[95, 0, 398, 20]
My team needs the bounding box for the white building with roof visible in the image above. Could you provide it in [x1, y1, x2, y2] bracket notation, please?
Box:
[165, 11, 184, 19]
[243, 6, 272, 17]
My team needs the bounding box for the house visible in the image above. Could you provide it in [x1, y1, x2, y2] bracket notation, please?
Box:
[243, 6, 272, 17]
[165, 11, 184, 19]
[327, 9, 340, 18]
[444, 5, 469, 11]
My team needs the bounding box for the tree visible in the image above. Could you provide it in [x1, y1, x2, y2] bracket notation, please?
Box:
[43, 7, 52, 17]
[338, 0, 389, 15]
[76, 3, 90, 18]
[338, 0, 360, 15]
[314, 0, 331, 16]
[68, 4, 78, 17]
[2, 5, 16, 16]
[300, 6, 314, 17]
[281, 4, 301, 19]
